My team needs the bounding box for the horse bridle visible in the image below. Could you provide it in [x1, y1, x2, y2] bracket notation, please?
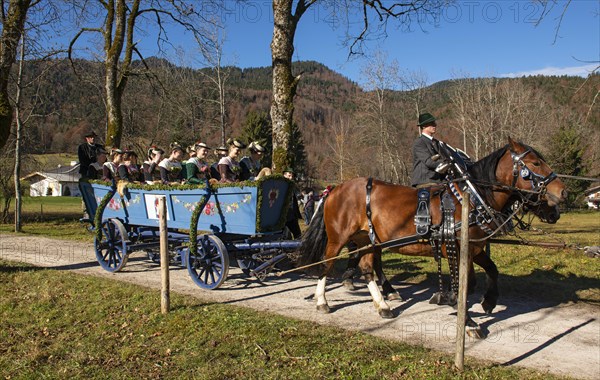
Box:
[510, 149, 558, 197]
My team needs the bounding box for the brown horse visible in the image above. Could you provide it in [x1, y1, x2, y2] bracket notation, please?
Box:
[299, 138, 567, 327]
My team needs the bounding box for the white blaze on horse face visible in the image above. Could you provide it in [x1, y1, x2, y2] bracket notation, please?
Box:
[315, 276, 328, 307]
[367, 280, 391, 313]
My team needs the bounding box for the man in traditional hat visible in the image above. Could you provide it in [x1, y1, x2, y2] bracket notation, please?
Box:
[283, 168, 302, 239]
[411, 113, 445, 187]
[78, 130, 104, 178]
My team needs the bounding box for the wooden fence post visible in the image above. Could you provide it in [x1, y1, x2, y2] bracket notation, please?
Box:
[159, 196, 170, 314]
[455, 190, 470, 371]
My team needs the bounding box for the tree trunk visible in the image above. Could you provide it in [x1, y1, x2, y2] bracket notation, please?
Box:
[105, 63, 124, 147]
[103, 0, 136, 148]
[14, 33, 25, 232]
[270, 0, 300, 172]
[0, 0, 31, 151]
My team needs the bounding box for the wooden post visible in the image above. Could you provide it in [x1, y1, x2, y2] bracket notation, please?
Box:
[455, 190, 470, 371]
[159, 196, 170, 314]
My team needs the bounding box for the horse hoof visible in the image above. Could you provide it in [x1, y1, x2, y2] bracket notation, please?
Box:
[386, 292, 402, 301]
[378, 308, 394, 319]
[480, 298, 496, 315]
[342, 279, 356, 291]
[466, 325, 487, 339]
[316, 304, 331, 314]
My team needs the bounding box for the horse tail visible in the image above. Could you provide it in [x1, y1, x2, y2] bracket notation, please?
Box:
[298, 198, 328, 271]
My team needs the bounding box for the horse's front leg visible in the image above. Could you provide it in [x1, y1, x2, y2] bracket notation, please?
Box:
[465, 310, 487, 339]
[315, 275, 330, 313]
[361, 253, 393, 319]
[473, 249, 499, 314]
[314, 241, 345, 313]
[374, 247, 402, 301]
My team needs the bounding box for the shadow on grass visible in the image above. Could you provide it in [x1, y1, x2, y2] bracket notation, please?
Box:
[0, 263, 45, 274]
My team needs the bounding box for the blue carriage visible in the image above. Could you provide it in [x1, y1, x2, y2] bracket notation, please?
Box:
[79, 177, 300, 289]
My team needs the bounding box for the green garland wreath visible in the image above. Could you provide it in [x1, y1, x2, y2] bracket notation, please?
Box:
[255, 176, 294, 233]
[188, 194, 209, 256]
[94, 190, 116, 241]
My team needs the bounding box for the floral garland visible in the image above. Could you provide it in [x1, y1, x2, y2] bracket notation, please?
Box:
[94, 190, 116, 241]
[188, 194, 209, 256]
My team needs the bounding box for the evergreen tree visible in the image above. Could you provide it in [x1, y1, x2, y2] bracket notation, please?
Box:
[241, 110, 273, 167]
[290, 121, 308, 180]
[240, 110, 307, 178]
[546, 123, 588, 208]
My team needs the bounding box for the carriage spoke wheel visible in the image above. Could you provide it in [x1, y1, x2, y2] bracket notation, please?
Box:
[187, 235, 229, 290]
[94, 218, 129, 272]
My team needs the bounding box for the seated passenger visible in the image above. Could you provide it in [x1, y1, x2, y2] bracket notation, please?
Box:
[218, 138, 246, 183]
[142, 146, 164, 183]
[240, 141, 271, 181]
[186, 145, 197, 161]
[118, 150, 143, 182]
[87, 147, 107, 180]
[159, 143, 185, 184]
[103, 148, 123, 182]
[186, 142, 212, 184]
[210, 146, 228, 181]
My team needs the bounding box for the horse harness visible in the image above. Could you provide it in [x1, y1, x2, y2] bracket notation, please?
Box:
[510, 149, 558, 195]
[364, 178, 463, 304]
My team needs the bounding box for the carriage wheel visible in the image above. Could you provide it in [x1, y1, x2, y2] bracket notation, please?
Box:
[94, 218, 129, 272]
[187, 235, 229, 290]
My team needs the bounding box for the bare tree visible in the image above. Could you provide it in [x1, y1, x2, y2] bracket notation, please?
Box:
[0, 0, 36, 151]
[269, 0, 444, 172]
[327, 116, 363, 181]
[450, 76, 550, 159]
[399, 68, 429, 118]
[68, 0, 219, 148]
[13, 33, 24, 231]
[198, 20, 232, 145]
[359, 50, 402, 182]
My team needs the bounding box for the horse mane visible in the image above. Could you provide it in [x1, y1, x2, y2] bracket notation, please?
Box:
[468, 145, 509, 184]
[467, 145, 510, 206]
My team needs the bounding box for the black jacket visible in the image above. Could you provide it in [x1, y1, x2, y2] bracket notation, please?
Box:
[411, 135, 443, 187]
[78, 143, 103, 176]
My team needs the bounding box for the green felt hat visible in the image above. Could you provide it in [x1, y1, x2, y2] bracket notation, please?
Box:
[418, 113, 437, 127]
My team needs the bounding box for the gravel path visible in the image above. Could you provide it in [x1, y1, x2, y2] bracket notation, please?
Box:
[1, 233, 598, 379]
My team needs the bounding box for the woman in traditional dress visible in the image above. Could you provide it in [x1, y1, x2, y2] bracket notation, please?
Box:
[218, 138, 246, 182]
[159, 143, 185, 184]
[186, 142, 212, 184]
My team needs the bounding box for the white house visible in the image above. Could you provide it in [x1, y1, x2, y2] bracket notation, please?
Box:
[21, 162, 81, 197]
[584, 185, 600, 210]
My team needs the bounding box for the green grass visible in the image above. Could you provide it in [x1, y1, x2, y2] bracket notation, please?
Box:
[0, 260, 569, 379]
[0, 196, 91, 240]
[30, 153, 79, 169]
[2, 195, 83, 219]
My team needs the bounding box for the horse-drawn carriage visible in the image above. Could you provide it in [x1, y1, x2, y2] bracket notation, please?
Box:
[80, 138, 568, 339]
[79, 176, 300, 289]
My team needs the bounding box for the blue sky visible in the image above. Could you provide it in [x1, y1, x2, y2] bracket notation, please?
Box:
[137, 1, 599, 86]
